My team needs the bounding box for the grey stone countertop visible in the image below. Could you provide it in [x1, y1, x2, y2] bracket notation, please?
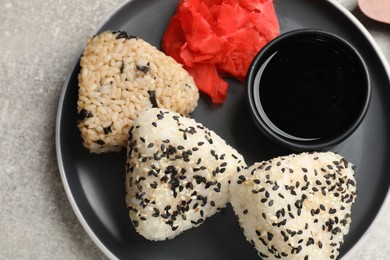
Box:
[1, 0, 389, 259]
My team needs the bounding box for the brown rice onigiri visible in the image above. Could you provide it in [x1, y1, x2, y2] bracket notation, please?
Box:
[77, 30, 199, 153]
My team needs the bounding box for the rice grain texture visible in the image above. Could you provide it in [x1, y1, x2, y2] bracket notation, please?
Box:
[125, 108, 246, 241]
[77, 30, 199, 153]
[230, 152, 357, 260]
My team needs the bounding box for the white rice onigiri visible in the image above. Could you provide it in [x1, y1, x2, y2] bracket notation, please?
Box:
[77, 30, 199, 153]
[230, 152, 357, 260]
[125, 108, 246, 241]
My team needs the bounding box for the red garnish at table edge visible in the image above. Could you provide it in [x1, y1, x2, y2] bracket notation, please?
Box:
[162, 0, 280, 103]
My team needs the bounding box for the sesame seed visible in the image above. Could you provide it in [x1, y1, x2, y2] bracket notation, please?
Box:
[259, 237, 267, 246]
[306, 237, 314, 246]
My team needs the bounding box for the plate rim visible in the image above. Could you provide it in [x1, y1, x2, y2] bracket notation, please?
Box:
[321, 2, 390, 260]
[55, 0, 390, 259]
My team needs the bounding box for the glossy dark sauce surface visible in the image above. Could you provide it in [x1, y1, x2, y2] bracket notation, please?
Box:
[255, 38, 367, 141]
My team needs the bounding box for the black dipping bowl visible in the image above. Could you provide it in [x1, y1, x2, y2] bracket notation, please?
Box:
[246, 29, 371, 151]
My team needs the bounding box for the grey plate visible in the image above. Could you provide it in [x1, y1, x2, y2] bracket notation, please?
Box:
[56, 0, 390, 259]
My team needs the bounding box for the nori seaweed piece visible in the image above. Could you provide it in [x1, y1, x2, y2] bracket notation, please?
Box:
[120, 61, 125, 73]
[136, 63, 150, 73]
[103, 125, 112, 134]
[148, 90, 159, 108]
[78, 109, 93, 122]
[112, 30, 138, 40]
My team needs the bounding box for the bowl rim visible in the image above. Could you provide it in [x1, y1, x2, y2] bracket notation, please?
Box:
[246, 28, 372, 151]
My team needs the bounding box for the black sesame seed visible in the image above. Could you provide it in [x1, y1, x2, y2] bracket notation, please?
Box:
[136, 63, 150, 73]
[259, 252, 268, 258]
[279, 219, 287, 226]
[332, 227, 341, 235]
[294, 200, 302, 209]
[259, 237, 267, 246]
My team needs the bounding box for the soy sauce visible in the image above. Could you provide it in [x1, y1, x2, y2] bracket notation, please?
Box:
[255, 38, 367, 141]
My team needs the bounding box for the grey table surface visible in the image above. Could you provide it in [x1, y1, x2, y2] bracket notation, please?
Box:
[1, 0, 389, 259]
